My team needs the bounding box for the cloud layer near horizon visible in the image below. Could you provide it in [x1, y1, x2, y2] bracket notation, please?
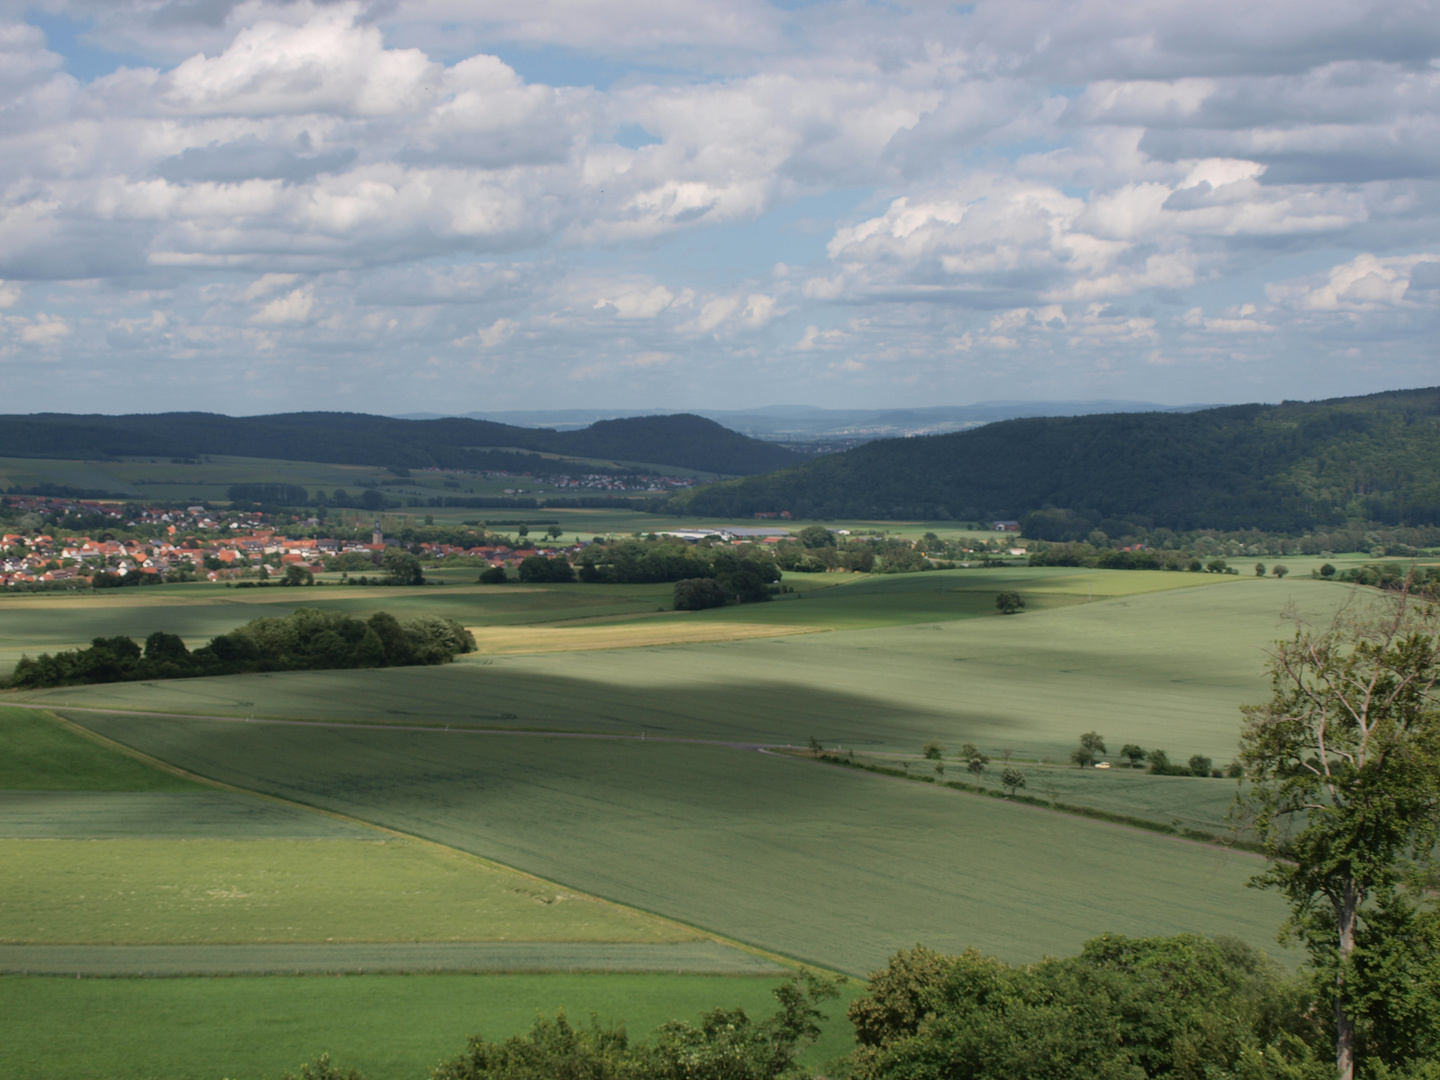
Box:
[0, 0, 1436, 412]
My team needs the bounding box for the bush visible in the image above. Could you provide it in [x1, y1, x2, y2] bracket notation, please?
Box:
[673, 577, 728, 610]
[995, 590, 1025, 614]
[478, 566, 509, 584]
[1188, 754, 1214, 777]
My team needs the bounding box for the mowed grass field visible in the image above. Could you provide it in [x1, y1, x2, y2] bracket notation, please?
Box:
[65, 714, 1295, 975]
[0, 972, 862, 1080]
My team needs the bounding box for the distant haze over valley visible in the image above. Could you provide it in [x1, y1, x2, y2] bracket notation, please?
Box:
[396, 401, 1217, 449]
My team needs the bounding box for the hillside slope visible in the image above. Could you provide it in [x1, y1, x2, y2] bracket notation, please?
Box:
[0, 412, 801, 477]
[674, 387, 1440, 532]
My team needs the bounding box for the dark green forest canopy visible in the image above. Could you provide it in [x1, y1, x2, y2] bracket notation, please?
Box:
[3, 608, 476, 690]
[673, 387, 1440, 533]
[0, 412, 801, 477]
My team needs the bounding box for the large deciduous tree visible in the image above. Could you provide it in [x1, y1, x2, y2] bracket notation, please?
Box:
[1237, 583, 1440, 1080]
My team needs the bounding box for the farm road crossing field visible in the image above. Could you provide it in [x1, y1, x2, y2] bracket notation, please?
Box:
[21, 576, 1355, 763]
[69, 713, 1295, 975]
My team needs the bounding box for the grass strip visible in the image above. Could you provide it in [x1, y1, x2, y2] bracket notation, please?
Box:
[0, 970, 860, 1080]
[0, 941, 787, 977]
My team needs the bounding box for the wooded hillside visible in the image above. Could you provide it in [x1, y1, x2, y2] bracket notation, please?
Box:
[673, 388, 1440, 534]
[0, 412, 802, 477]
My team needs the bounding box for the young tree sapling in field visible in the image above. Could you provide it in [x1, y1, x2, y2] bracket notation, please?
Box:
[1001, 767, 1026, 797]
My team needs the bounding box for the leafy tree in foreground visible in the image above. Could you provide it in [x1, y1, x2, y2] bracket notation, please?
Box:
[846, 935, 1328, 1080]
[1237, 584, 1440, 1080]
[922, 739, 945, 760]
[994, 590, 1024, 615]
[1120, 743, 1145, 767]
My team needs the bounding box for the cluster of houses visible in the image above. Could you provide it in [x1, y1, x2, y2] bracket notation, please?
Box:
[0, 523, 586, 587]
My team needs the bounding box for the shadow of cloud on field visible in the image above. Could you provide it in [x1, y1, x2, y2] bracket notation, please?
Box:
[32, 661, 1000, 751]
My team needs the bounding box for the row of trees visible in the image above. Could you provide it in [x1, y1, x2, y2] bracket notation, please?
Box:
[1068, 734, 1237, 777]
[3, 608, 475, 689]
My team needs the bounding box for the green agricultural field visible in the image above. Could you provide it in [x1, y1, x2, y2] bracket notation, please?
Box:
[63, 714, 1296, 974]
[16, 574, 1355, 763]
[0, 970, 861, 1080]
[817, 753, 1246, 838]
[0, 708, 710, 958]
[0, 790, 375, 838]
[0, 836, 695, 945]
[0, 705, 203, 790]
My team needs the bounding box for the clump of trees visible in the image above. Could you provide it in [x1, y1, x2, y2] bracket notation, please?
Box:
[4, 608, 476, 689]
[517, 555, 576, 583]
[673, 578, 728, 610]
[1069, 731, 1106, 767]
[430, 974, 838, 1080]
[846, 935, 1332, 1080]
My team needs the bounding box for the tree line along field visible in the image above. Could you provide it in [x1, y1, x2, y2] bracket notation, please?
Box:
[0, 562, 1375, 1077]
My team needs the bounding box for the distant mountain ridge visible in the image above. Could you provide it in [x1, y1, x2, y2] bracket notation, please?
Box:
[0, 412, 801, 477]
[396, 400, 1214, 443]
[671, 387, 1440, 533]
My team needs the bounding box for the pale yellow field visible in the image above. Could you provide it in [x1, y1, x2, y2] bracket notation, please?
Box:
[464, 621, 829, 655]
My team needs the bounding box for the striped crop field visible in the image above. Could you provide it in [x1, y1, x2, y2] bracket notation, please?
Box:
[66, 713, 1296, 975]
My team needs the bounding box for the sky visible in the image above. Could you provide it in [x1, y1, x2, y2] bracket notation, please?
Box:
[0, 0, 1437, 416]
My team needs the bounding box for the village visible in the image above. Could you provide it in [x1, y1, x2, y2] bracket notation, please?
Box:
[0, 494, 577, 587]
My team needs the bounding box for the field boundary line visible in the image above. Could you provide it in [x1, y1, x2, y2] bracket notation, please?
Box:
[9, 701, 770, 747]
[756, 747, 1267, 861]
[32, 709, 827, 978]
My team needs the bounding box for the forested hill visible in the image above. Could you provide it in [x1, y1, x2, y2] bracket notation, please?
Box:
[672, 387, 1440, 534]
[0, 412, 801, 476]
